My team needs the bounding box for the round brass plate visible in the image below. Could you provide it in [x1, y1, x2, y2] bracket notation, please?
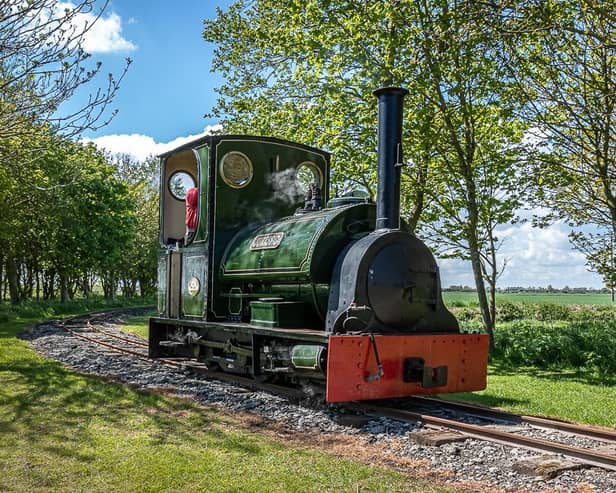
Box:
[220, 151, 253, 188]
[187, 277, 200, 296]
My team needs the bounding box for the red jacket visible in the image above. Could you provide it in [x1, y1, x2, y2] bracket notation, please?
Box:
[185, 187, 198, 229]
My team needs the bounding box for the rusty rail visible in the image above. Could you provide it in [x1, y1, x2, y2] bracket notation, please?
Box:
[408, 396, 616, 443]
[350, 402, 616, 472]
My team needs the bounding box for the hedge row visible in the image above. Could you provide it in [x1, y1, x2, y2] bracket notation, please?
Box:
[492, 320, 616, 375]
[453, 301, 616, 323]
[450, 302, 616, 375]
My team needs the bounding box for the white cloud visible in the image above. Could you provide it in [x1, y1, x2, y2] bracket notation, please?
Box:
[84, 125, 222, 162]
[438, 220, 604, 289]
[57, 2, 136, 53]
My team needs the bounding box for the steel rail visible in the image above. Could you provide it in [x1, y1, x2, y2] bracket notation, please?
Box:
[84, 321, 149, 348]
[408, 396, 616, 443]
[61, 320, 151, 359]
[59, 315, 304, 400]
[350, 403, 616, 472]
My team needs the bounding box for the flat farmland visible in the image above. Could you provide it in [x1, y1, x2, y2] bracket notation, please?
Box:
[443, 291, 614, 306]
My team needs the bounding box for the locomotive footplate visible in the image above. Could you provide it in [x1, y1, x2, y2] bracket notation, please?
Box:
[325, 333, 489, 402]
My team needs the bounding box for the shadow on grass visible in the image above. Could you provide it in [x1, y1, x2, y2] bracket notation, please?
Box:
[442, 392, 531, 410]
[0, 298, 155, 339]
[488, 359, 616, 387]
[0, 336, 264, 464]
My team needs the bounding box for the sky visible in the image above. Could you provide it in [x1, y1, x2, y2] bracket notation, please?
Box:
[63, 0, 604, 289]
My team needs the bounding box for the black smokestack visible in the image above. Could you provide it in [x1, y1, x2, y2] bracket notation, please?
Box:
[373, 87, 409, 230]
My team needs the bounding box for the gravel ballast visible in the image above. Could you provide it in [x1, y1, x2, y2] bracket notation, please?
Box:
[22, 313, 616, 493]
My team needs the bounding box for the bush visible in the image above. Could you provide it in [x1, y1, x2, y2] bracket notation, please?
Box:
[453, 306, 481, 321]
[496, 301, 525, 322]
[569, 305, 616, 323]
[493, 320, 616, 375]
[530, 303, 571, 322]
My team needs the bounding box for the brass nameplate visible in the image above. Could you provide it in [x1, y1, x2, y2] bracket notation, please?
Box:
[250, 232, 285, 251]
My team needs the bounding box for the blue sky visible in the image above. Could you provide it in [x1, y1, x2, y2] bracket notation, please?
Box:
[65, 1, 604, 289]
[65, 1, 232, 142]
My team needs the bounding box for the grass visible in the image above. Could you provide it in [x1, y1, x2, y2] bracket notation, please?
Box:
[443, 291, 614, 306]
[120, 313, 151, 338]
[447, 364, 616, 428]
[0, 297, 155, 338]
[0, 299, 446, 493]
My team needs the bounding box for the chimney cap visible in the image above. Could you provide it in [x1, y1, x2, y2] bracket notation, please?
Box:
[373, 86, 409, 97]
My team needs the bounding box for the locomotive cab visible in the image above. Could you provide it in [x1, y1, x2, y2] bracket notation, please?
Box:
[154, 135, 331, 321]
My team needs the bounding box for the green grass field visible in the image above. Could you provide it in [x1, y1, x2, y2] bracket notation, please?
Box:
[449, 365, 615, 427]
[0, 300, 446, 493]
[443, 291, 614, 306]
[120, 313, 150, 338]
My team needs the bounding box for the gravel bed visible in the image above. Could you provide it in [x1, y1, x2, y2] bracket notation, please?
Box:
[407, 403, 612, 451]
[21, 316, 616, 493]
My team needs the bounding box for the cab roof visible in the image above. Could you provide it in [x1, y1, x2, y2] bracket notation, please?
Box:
[158, 134, 331, 159]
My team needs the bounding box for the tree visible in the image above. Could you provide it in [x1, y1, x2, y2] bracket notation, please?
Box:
[112, 154, 159, 298]
[0, 129, 135, 303]
[0, 1, 133, 303]
[410, 0, 530, 350]
[497, 1, 616, 289]
[204, 0, 439, 231]
[0, 0, 130, 141]
[204, 0, 530, 349]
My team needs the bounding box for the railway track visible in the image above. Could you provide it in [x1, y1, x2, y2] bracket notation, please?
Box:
[59, 311, 305, 400]
[58, 310, 616, 473]
[407, 396, 616, 443]
[350, 402, 616, 472]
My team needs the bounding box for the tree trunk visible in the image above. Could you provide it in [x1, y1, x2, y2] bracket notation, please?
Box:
[407, 187, 424, 233]
[0, 255, 4, 302]
[68, 279, 76, 300]
[139, 277, 156, 297]
[6, 257, 20, 305]
[103, 273, 116, 300]
[465, 184, 495, 352]
[24, 261, 34, 299]
[59, 273, 69, 303]
[468, 241, 495, 352]
[81, 274, 92, 298]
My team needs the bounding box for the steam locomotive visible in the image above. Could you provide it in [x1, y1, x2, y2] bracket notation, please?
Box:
[149, 87, 489, 402]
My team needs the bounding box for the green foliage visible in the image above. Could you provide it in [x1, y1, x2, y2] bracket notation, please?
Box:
[492, 320, 616, 376]
[112, 155, 160, 298]
[570, 304, 616, 322]
[448, 297, 616, 375]
[495, 301, 525, 322]
[0, 125, 157, 303]
[529, 303, 571, 322]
